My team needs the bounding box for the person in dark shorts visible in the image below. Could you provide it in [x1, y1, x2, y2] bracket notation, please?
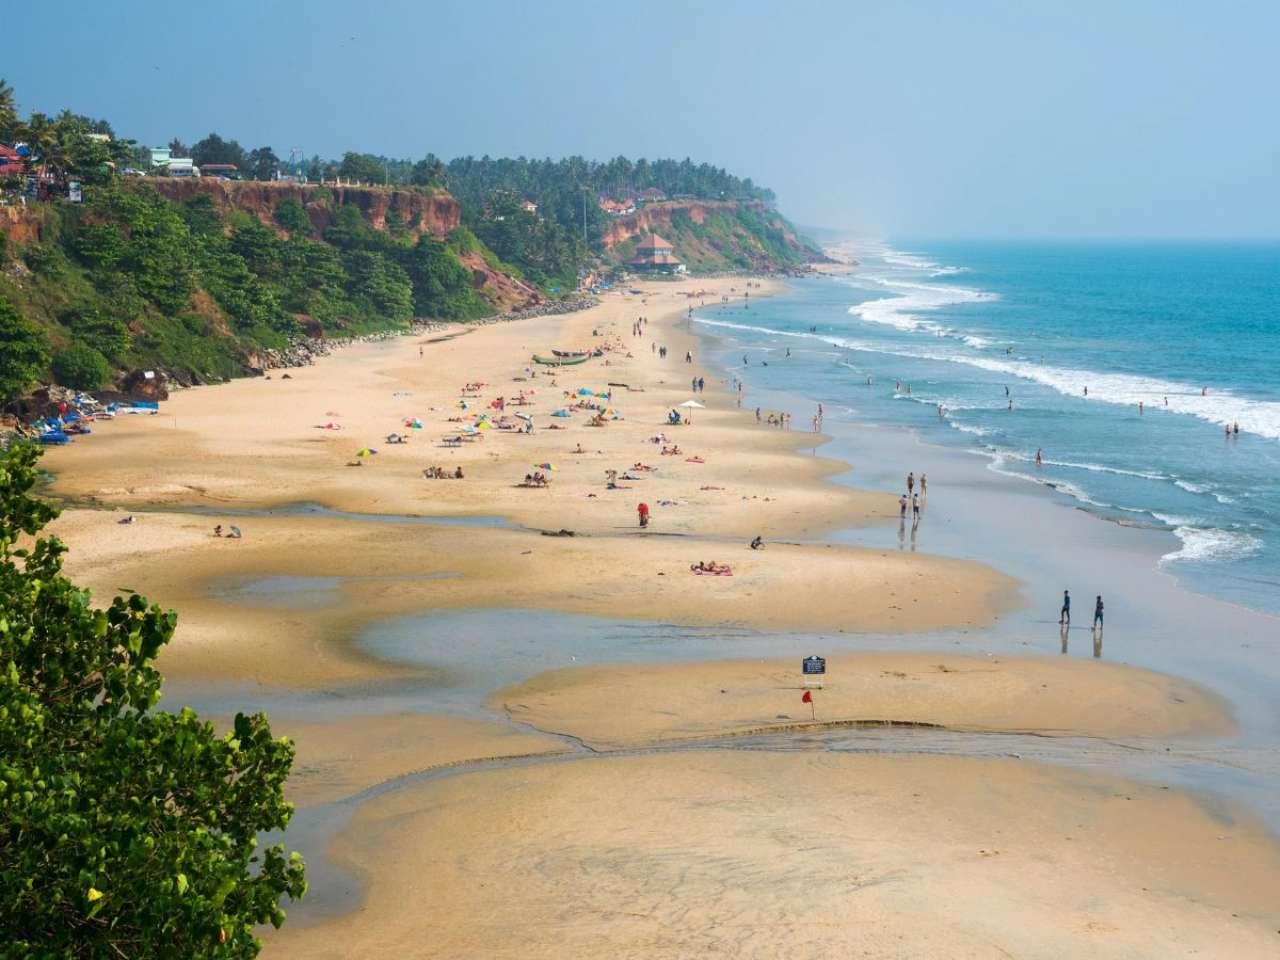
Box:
[1059, 589, 1071, 625]
[1093, 595, 1104, 629]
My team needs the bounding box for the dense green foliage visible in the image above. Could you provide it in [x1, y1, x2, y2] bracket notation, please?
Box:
[0, 297, 50, 403]
[51, 342, 111, 390]
[0, 180, 498, 386]
[664, 204, 816, 272]
[0, 76, 818, 395]
[0, 443, 306, 957]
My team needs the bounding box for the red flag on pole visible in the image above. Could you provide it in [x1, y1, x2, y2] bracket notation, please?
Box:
[801, 690, 812, 703]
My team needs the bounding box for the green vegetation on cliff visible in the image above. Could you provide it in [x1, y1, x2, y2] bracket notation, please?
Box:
[0, 182, 498, 390]
[1, 77, 821, 397]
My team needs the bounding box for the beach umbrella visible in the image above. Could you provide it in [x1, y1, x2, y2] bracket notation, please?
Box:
[576, 388, 594, 396]
[356, 448, 378, 457]
[678, 399, 706, 409]
[515, 412, 533, 422]
[476, 420, 492, 431]
[535, 462, 558, 471]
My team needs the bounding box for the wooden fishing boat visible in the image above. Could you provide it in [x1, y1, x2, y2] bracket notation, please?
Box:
[532, 353, 590, 366]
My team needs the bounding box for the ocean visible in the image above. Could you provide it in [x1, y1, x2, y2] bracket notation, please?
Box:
[694, 239, 1280, 615]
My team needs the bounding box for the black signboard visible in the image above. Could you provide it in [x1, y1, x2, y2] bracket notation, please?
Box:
[802, 655, 826, 675]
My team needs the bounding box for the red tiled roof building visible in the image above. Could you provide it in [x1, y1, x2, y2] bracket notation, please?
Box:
[630, 233, 682, 269]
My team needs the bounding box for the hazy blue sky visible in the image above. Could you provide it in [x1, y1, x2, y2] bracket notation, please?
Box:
[6, 0, 1278, 237]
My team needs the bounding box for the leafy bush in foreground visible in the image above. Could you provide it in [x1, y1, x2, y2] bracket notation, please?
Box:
[0, 444, 306, 957]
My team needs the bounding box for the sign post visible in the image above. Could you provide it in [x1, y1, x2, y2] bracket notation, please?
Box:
[801, 655, 826, 690]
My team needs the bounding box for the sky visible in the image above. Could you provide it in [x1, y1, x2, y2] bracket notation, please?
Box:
[6, 0, 1278, 238]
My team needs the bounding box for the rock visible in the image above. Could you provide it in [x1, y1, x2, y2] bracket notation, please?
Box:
[120, 369, 169, 401]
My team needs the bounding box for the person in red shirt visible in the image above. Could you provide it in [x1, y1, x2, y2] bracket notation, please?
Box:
[637, 502, 650, 528]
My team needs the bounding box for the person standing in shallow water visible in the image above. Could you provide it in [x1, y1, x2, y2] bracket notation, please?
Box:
[1059, 589, 1071, 626]
[1093, 595, 1104, 630]
[906, 471, 914, 495]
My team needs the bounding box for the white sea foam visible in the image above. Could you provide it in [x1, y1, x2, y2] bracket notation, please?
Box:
[849, 275, 999, 344]
[840, 247, 1280, 441]
[949, 422, 993, 438]
[695, 312, 1280, 441]
[987, 456, 1109, 508]
[1152, 514, 1263, 565]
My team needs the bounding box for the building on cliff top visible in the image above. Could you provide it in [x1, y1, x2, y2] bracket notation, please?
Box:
[629, 234, 685, 273]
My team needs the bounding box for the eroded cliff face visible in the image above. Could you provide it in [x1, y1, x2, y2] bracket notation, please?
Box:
[0, 205, 49, 246]
[601, 199, 820, 272]
[601, 199, 724, 250]
[145, 179, 539, 312]
[147, 179, 461, 240]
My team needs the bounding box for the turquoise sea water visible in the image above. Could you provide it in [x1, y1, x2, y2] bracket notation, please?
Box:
[695, 240, 1280, 614]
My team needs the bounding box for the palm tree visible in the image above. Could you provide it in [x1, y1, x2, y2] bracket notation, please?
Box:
[22, 112, 68, 178]
[0, 78, 18, 142]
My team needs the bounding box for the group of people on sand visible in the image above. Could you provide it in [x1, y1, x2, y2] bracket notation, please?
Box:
[1059, 588, 1105, 633]
[212, 524, 242, 539]
[522, 471, 550, 487]
[690, 560, 732, 575]
[423, 466, 463, 479]
[755, 408, 791, 429]
[899, 470, 928, 526]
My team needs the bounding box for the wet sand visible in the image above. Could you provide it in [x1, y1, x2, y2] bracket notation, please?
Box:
[494, 652, 1234, 748]
[52, 507, 1011, 686]
[270, 752, 1280, 959]
[281, 713, 566, 807]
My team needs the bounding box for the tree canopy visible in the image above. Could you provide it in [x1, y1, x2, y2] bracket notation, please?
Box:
[0, 296, 50, 404]
[0, 442, 306, 957]
[191, 133, 248, 172]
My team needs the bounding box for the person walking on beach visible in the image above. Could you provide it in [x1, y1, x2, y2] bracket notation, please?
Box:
[698, 377, 705, 392]
[920, 473, 927, 496]
[911, 492, 920, 521]
[685, 351, 693, 363]
[1059, 589, 1071, 626]
[899, 494, 908, 518]
[637, 502, 650, 528]
[1035, 447, 1043, 466]
[906, 471, 914, 495]
[1093, 595, 1104, 630]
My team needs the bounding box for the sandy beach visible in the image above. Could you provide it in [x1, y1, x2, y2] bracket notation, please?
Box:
[494, 652, 1233, 748]
[46, 275, 1016, 686]
[36, 274, 1280, 957]
[272, 752, 1280, 959]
